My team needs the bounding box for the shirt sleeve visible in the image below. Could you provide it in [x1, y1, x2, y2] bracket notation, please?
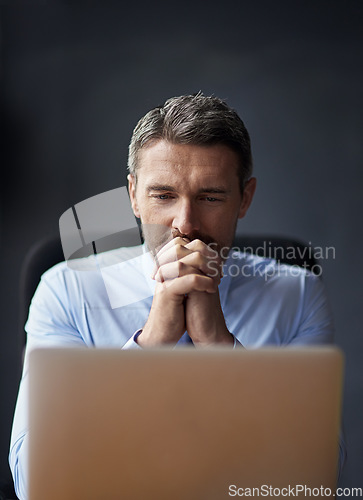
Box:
[9, 266, 87, 499]
[233, 335, 243, 348]
[9, 396, 29, 500]
[122, 330, 143, 349]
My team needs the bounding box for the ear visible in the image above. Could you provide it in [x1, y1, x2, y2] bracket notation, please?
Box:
[128, 174, 140, 218]
[238, 177, 257, 219]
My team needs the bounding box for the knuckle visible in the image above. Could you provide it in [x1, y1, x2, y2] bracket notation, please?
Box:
[194, 239, 205, 250]
[191, 274, 200, 286]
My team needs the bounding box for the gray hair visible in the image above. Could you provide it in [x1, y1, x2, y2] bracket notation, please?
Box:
[127, 93, 253, 193]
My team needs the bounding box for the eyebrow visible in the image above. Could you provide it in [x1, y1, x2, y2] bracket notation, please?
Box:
[147, 184, 177, 192]
[199, 187, 230, 194]
[146, 184, 230, 194]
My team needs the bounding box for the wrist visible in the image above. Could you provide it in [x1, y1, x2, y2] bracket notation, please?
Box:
[137, 312, 185, 347]
[192, 326, 234, 347]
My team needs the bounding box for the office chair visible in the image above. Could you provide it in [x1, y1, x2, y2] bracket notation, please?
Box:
[0, 480, 18, 500]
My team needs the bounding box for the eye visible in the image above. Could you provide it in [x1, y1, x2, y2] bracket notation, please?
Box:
[153, 194, 172, 200]
[202, 196, 223, 203]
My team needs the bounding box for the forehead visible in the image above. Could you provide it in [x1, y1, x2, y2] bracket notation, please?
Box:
[136, 140, 240, 184]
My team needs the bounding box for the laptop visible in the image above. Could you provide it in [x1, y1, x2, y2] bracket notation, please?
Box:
[28, 347, 343, 500]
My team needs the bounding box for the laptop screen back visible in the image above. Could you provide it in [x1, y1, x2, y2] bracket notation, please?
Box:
[28, 347, 343, 500]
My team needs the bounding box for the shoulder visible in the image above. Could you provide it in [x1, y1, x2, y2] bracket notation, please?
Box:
[40, 255, 102, 290]
[222, 251, 333, 345]
[41, 245, 146, 284]
[37, 244, 152, 308]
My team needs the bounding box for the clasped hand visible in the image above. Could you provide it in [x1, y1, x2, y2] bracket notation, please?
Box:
[137, 237, 233, 347]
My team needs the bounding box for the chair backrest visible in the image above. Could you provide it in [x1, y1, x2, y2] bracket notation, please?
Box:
[19, 234, 319, 349]
[19, 236, 64, 351]
[233, 234, 318, 271]
[0, 479, 18, 500]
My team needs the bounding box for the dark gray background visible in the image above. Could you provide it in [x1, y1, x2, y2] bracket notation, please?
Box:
[1, 0, 362, 492]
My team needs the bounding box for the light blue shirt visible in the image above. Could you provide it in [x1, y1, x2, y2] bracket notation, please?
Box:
[9, 247, 343, 499]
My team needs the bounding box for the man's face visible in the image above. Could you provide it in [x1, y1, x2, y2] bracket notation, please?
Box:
[128, 140, 255, 257]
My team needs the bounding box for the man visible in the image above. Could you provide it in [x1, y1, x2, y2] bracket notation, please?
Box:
[9, 93, 344, 499]
[127, 94, 255, 348]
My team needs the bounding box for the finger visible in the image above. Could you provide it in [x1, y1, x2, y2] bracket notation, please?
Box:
[152, 239, 192, 277]
[156, 273, 218, 296]
[184, 239, 223, 278]
[156, 236, 190, 259]
[154, 254, 220, 281]
[184, 239, 219, 259]
[156, 238, 218, 269]
[152, 238, 223, 280]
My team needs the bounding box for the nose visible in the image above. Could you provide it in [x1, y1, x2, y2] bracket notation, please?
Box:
[172, 198, 200, 236]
